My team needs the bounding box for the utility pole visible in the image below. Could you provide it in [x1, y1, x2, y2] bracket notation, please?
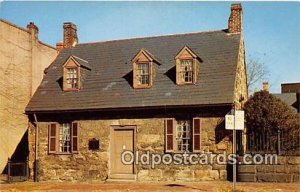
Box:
[233, 117, 236, 191]
[226, 108, 244, 192]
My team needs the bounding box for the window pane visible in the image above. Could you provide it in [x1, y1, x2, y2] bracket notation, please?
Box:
[66, 68, 78, 89]
[176, 120, 192, 152]
[179, 60, 193, 83]
[137, 63, 150, 85]
[59, 123, 71, 153]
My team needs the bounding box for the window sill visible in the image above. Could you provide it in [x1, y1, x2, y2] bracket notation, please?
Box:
[63, 88, 80, 92]
[48, 152, 78, 155]
[176, 82, 196, 86]
[165, 151, 200, 154]
[134, 85, 152, 89]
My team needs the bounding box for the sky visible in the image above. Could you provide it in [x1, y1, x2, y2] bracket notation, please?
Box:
[0, 1, 299, 93]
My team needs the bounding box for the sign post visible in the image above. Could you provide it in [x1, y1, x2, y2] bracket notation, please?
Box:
[225, 110, 244, 191]
[233, 128, 236, 191]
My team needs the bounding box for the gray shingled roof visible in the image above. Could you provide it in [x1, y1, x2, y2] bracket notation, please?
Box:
[72, 55, 91, 69]
[26, 30, 241, 113]
[274, 93, 299, 113]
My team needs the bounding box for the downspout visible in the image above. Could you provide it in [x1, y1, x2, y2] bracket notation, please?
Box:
[33, 113, 39, 182]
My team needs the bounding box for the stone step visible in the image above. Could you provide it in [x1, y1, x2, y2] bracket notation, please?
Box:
[106, 178, 136, 183]
[108, 174, 136, 180]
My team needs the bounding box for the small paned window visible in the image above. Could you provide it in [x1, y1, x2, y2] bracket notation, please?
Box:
[176, 120, 192, 152]
[132, 49, 156, 89]
[175, 46, 200, 85]
[66, 68, 78, 89]
[48, 122, 78, 154]
[164, 118, 201, 153]
[179, 60, 193, 83]
[59, 123, 71, 153]
[137, 63, 150, 85]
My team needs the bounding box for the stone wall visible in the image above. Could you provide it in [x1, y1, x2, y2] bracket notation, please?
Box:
[233, 38, 247, 110]
[29, 115, 233, 182]
[136, 117, 232, 182]
[34, 121, 109, 181]
[0, 19, 57, 173]
[237, 156, 300, 182]
[233, 36, 248, 153]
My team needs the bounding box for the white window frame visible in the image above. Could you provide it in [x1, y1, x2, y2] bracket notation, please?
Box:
[59, 123, 71, 153]
[175, 119, 192, 152]
[66, 68, 78, 89]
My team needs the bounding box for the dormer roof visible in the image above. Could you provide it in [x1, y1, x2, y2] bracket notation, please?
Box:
[63, 55, 91, 70]
[131, 48, 159, 64]
[175, 46, 202, 62]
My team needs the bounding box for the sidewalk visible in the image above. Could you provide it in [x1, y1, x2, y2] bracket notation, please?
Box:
[0, 181, 299, 192]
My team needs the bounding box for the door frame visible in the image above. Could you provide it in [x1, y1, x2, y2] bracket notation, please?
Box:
[109, 125, 137, 176]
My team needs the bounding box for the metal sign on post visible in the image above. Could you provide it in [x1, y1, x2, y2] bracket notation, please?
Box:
[225, 110, 244, 191]
[225, 110, 244, 130]
[225, 114, 234, 130]
[234, 110, 245, 130]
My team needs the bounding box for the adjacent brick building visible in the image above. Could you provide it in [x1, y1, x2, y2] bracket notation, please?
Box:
[274, 83, 300, 113]
[25, 4, 248, 182]
[0, 19, 58, 173]
[281, 83, 300, 94]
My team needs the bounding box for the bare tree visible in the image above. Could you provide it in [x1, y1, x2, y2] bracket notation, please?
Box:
[246, 57, 269, 94]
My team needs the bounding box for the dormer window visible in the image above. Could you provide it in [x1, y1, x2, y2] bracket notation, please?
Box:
[175, 46, 201, 85]
[132, 49, 158, 89]
[179, 59, 193, 83]
[66, 67, 78, 89]
[137, 62, 150, 86]
[63, 55, 91, 91]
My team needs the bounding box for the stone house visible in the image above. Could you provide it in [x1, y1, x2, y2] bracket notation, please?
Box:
[0, 19, 57, 173]
[25, 4, 247, 182]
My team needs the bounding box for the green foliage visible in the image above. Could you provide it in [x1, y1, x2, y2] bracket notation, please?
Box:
[244, 91, 297, 132]
[244, 91, 299, 149]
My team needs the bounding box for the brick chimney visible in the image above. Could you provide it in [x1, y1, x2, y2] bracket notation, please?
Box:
[63, 22, 78, 48]
[228, 3, 242, 34]
[27, 22, 39, 39]
[262, 82, 269, 92]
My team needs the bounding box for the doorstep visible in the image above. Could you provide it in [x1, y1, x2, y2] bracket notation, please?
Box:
[107, 174, 136, 182]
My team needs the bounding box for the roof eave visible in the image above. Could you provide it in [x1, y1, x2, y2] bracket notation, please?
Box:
[25, 103, 233, 114]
